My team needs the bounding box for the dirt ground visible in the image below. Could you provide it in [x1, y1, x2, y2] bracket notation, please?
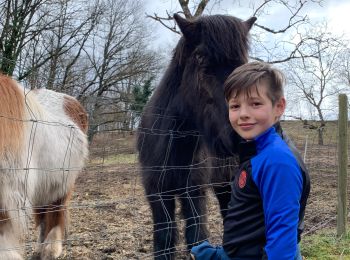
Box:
[23, 121, 347, 259]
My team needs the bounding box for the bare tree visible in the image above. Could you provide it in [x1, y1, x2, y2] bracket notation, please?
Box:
[41, 0, 99, 91]
[0, 0, 162, 141]
[0, 0, 101, 84]
[284, 23, 346, 145]
[249, 0, 323, 63]
[147, 0, 210, 34]
[338, 48, 350, 88]
[18, 0, 101, 88]
[0, 0, 52, 76]
[146, 0, 323, 64]
[77, 0, 160, 140]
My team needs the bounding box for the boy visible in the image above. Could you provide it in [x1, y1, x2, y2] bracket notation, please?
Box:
[191, 61, 310, 259]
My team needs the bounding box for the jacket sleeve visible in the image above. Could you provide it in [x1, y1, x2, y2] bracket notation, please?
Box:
[252, 155, 303, 260]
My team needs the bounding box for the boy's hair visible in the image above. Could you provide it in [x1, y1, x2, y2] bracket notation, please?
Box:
[224, 61, 285, 105]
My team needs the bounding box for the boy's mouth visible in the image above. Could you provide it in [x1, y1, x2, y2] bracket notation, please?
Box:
[238, 123, 255, 130]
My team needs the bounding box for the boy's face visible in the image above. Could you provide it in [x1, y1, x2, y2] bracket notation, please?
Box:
[228, 82, 285, 141]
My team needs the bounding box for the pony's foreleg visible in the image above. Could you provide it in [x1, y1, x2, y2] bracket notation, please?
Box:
[33, 191, 72, 260]
[179, 186, 209, 251]
[147, 193, 177, 260]
[0, 210, 23, 260]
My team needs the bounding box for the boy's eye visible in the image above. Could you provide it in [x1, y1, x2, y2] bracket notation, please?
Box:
[252, 102, 262, 107]
[229, 104, 240, 110]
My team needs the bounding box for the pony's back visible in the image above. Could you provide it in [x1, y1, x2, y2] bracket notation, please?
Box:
[33, 89, 88, 134]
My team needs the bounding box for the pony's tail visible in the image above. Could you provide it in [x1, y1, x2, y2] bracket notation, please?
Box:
[0, 75, 25, 158]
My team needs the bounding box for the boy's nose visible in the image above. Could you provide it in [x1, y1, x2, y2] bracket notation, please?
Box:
[239, 105, 250, 119]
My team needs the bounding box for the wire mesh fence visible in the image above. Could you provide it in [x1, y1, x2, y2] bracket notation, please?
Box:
[1, 100, 349, 259]
[281, 121, 340, 237]
[33, 121, 346, 259]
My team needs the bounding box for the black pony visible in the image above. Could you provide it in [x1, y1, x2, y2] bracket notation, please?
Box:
[137, 14, 256, 259]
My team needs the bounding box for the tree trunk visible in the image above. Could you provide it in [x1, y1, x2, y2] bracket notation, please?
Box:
[318, 127, 324, 145]
[87, 125, 97, 142]
[317, 121, 325, 145]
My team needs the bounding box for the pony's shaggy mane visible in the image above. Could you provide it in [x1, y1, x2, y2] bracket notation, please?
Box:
[0, 75, 25, 157]
[150, 14, 252, 115]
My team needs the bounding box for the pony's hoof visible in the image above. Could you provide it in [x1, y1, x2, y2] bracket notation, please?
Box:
[40, 226, 63, 259]
[40, 242, 62, 259]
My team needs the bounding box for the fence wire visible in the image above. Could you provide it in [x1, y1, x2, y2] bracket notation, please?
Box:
[1, 108, 349, 259]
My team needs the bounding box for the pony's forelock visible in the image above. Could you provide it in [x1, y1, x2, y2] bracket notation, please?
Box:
[198, 15, 250, 64]
[173, 15, 251, 66]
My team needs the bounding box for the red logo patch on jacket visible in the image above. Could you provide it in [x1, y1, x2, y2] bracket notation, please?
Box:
[238, 170, 247, 189]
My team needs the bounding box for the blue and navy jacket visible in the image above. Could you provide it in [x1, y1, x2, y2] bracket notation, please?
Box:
[223, 125, 310, 260]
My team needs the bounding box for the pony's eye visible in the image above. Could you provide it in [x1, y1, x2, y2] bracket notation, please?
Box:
[196, 54, 204, 65]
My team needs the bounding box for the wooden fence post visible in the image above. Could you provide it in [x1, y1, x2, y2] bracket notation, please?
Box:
[337, 93, 348, 237]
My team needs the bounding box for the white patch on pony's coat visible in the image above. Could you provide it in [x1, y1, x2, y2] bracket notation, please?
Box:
[25, 89, 88, 206]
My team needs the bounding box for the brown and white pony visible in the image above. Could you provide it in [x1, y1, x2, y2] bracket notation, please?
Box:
[0, 74, 88, 259]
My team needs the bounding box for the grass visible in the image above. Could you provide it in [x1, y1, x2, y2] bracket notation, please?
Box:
[89, 153, 137, 165]
[281, 120, 339, 146]
[301, 229, 350, 259]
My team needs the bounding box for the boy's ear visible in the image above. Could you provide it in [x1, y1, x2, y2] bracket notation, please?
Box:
[275, 97, 286, 118]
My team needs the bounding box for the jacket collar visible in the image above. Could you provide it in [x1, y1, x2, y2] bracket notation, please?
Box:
[237, 123, 282, 163]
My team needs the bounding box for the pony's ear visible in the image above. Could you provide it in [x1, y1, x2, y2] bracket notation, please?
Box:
[244, 16, 257, 30]
[174, 13, 199, 41]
